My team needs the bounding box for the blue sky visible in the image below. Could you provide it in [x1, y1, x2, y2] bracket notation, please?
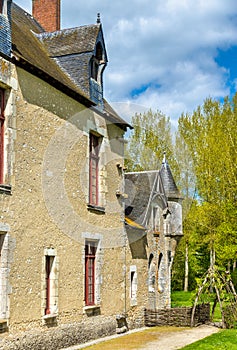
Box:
[15, 0, 237, 124]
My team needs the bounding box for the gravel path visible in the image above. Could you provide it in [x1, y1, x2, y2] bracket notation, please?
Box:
[63, 324, 220, 350]
[139, 325, 220, 350]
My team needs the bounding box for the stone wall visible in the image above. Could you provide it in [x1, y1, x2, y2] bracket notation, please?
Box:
[144, 304, 210, 327]
[0, 316, 117, 350]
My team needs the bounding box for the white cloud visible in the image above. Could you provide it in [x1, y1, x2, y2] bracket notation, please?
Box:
[16, 0, 237, 124]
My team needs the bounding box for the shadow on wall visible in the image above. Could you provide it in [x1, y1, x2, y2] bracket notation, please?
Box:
[127, 228, 148, 259]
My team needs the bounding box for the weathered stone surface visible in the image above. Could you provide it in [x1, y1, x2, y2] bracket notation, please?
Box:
[0, 316, 117, 350]
[144, 304, 210, 327]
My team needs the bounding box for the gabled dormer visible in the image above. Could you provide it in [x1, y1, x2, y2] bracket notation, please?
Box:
[89, 16, 107, 110]
[37, 13, 108, 110]
[0, 0, 12, 57]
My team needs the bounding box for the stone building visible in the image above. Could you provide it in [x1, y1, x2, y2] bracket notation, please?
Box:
[124, 154, 183, 320]
[0, 0, 182, 348]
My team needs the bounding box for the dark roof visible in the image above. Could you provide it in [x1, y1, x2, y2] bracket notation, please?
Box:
[10, 2, 130, 129]
[37, 25, 102, 57]
[160, 154, 182, 200]
[11, 3, 89, 100]
[125, 171, 168, 228]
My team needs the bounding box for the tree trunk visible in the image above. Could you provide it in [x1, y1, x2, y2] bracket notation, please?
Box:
[210, 245, 215, 293]
[227, 260, 231, 272]
[210, 245, 215, 269]
[184, 242, 189, 292]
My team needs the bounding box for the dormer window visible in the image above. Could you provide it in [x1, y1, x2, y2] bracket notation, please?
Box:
[89, 39, 107, 109]
[90, 42, 103, 83]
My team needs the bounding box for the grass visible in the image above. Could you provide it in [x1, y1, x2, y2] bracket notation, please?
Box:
[181, 329, 237, 349]
[171, 290, 222, 322]
[171, 291, 195, 307]
[82, 326, 187, 350]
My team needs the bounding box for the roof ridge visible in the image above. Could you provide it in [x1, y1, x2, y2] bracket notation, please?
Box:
[37, 23, 101, 39]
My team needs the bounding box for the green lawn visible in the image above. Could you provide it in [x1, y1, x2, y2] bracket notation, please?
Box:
[181, 329, 237, 349]
[171, 290, 222, 322]
[171, 291, 195, 307]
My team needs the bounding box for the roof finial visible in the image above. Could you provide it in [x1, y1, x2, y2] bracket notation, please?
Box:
[97, 13, 101, 24]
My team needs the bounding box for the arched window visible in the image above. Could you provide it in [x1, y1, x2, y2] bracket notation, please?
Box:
[158, 253, 164, 293]
[148, 253, 155, 292]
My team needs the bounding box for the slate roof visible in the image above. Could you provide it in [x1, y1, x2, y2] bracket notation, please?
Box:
[125, 170, 168, 229]
[11, 3, 89, 100]
[37, 25, 103, 57]
[10, 2, 130, 129]
[125, 153, 183, 229]
[160, 154, 182, 200]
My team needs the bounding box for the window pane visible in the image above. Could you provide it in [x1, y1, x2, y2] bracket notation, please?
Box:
[89, 134, 100, 205]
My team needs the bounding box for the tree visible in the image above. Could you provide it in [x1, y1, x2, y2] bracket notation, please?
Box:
[125, 109, 177, 174]
[178, 95, 237, 271]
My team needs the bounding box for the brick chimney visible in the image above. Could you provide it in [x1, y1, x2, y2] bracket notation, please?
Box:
[32, 0, 61, 32]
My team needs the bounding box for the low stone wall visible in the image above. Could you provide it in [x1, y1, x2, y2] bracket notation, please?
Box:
[0, 316, 117, 350]
[144, 304, 210, 327]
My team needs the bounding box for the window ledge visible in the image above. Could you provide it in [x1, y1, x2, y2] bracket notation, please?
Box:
[87, 204, 105, 214]
[130, 299, 137, 307]
[0, 184, 12, 195]
[0, 319, 8, 333]
[42, 313, 58, 326]
[83, 305, 101, 316]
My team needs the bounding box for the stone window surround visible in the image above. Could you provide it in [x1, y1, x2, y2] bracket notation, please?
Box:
[87, 129, 107, 213]
[0, 61, 18, 195]
[130, 265, 137, 306]
[0, 222, 11, 332]
[41, 248, 59, 324]
[82, 233, 102, 312]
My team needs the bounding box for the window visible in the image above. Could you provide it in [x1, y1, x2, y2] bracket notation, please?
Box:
[89, 133, 100, 206]
[0, 89, 4, 184]
[90, 42, 103, 82]
[0, 1, 3, 14]
[158, 253, 165, 293]
[0, 234, 6, 317]
[130, 266, 137, 305]
[148, 253, 155, 292]
[45, 255, 54, 315]
[152, 206, 160, 232]
[85, 241, 97, 306]
[0, 230, 11, 327]
[42, 248, 58, 318]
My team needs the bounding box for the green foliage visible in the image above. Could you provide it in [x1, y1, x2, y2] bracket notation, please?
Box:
[125, 109, 178, 174]
[171, 291, 195, 307]
[126, 95, 237, 291]
[177, 94, 237, 280]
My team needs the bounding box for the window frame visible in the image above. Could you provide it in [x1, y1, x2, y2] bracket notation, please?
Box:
[89, 133, 100, 206]
[45, 255, 54, 315]
[0, 88, 5, 184]
[90, 42, 103, 82]
[85, 241, 97, 306]
[42, 248, 58, 319]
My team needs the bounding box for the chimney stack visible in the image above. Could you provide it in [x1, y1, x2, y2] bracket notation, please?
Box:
[32, 0, 61, 32]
